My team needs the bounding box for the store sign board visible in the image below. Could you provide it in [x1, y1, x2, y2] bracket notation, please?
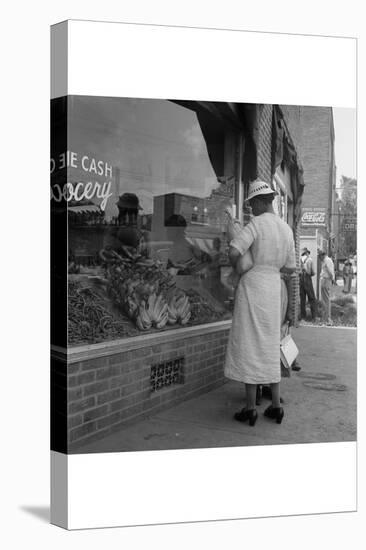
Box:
[301, 207, 327, 227]
[342, 217, 357, 232]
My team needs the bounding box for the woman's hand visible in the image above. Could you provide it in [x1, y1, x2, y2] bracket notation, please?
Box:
[226, 218, 242, 242]
[225, 207, 242, 241]
[228, 246, 241, 268]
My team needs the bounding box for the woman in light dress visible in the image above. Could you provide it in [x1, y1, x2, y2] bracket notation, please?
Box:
[224, 179, 296, 426]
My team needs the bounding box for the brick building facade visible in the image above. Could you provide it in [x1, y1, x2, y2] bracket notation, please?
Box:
[280, 105, 336, 295]
[257, 104, 273, 184]
[281, 105, 336, 242]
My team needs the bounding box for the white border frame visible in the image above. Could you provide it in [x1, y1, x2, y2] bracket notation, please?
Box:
[51, 20, 357, 530]
[60, 19, 356, 107]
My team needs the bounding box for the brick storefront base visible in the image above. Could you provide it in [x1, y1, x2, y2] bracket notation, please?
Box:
[52, 323, 231, 452]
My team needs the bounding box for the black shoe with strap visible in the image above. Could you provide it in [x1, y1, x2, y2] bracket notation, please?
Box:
[234, 408, 258, 426]
[264, 405, 284, 424]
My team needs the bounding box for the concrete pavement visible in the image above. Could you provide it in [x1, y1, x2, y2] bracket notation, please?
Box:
[76, 325, 357, 454]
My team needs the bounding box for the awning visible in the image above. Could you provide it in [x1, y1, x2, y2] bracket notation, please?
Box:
[170, 100, 258, 186]
[185, 236, 215, 255]
[272, 105, 305, 224]
[68, 204, 101, 214]
[184, 223, 222, 255]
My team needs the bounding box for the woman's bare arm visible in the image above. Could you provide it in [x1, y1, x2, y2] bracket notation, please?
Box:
[228, 246, 241, 268]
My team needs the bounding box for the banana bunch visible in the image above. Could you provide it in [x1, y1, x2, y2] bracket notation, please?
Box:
[122, 285, 191, 331]
[167, 291, 191, 325]
[136, 300, 152, 330]
[146, 293, 169, 329]
[127, 292, 169, 331]
[167, 295, 179, 325]
[175, 293, 191, 325]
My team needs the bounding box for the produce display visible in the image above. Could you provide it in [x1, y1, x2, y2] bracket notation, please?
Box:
[68, 242, 232, 344]
[106, 255, 192, 331]
[186, 288, 230, 324]
[68, 280, 138, 344]
[167, 291, 191, 326]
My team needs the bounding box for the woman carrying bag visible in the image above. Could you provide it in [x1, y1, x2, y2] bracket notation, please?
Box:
[224, 179, 297, 426]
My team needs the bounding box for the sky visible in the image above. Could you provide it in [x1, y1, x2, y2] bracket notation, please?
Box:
[332, 107, 357, 184]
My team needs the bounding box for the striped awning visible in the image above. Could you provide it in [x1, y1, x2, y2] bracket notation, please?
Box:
[69, 204, 101, 214]
[185, 236, 215, 254]
[184, 223, 222, 254]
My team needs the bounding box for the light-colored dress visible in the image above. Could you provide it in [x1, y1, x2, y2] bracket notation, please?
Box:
[224, 213, 296, 385]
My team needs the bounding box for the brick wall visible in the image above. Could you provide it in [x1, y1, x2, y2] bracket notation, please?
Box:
[293, 223, 301, 325]
[257, 104, 273, 183]
[258, 104, 301, 324]
[280, 105, 335, 312]
[281, 105, 333, 224]
[62, 328, 230, 451]
[298, 106, 332, 214]
[51, 357, 68, 453]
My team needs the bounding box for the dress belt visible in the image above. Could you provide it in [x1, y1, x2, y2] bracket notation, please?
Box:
[250, 264, 279, 273]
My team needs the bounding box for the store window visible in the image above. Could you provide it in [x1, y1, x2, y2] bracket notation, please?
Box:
[52, 96, 239, 346]
[272, 169, 293, 226]
[273, 187, 287, 221]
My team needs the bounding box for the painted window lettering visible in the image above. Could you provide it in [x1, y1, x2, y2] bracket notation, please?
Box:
[50, 181, 113, 211]
[50, 151, 113, 211]
[81, 156, 113, 177]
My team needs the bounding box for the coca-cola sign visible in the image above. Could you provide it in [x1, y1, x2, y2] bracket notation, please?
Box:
[301, 208, 326, 227]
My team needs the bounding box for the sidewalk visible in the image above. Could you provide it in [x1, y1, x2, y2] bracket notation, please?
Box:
[75, 325, 357, 454]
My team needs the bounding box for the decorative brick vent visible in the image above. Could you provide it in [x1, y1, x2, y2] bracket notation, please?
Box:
[150, 357, 185, 392]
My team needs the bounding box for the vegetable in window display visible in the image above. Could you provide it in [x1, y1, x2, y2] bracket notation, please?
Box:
[106, 255, 192, 331]
[186, 288, 229, 324]
[98, 246, 125, 264]
[68, 238, 230, 341]
[68, 280, 137, 344]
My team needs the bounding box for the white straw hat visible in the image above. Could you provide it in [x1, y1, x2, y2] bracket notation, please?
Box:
[246, 179, 277, 201]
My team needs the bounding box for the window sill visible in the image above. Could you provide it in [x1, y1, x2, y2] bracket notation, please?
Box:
[52, 319, 232, 364]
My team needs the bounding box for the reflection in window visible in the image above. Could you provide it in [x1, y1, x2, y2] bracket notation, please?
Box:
[64, 97, 237, 345]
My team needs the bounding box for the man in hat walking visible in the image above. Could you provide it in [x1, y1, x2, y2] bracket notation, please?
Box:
[300, 247, 317, 320]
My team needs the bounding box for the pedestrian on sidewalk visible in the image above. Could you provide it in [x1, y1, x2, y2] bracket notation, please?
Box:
[319, 250, 335, 325]
[224, 179, 296, 426]
[300, 247, 317, 320]
[342, 258, 354, 294]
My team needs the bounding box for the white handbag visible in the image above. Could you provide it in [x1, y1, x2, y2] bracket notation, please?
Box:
[280, 334, 299, 377]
